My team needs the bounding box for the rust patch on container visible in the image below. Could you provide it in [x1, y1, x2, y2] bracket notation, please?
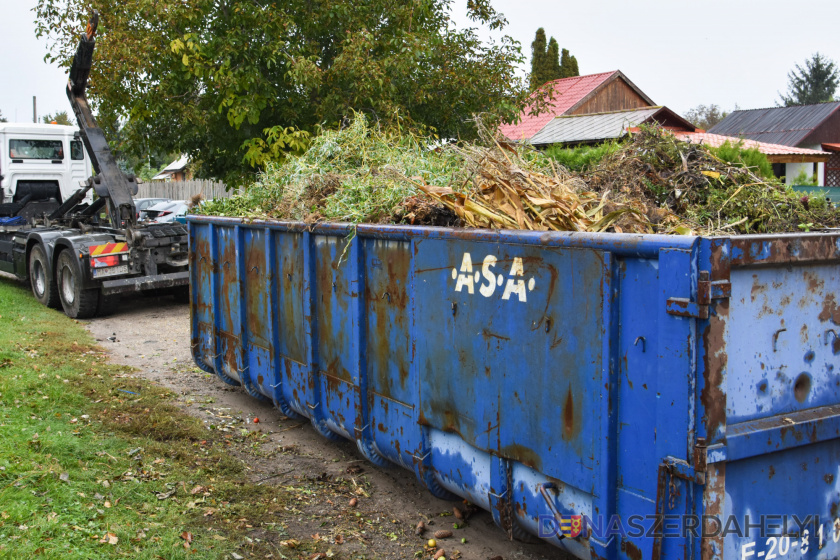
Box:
[621, 539, 642, 560]
[805, 271, 825, 292]
[819, 293, 840, 324]
[244, 233, 269, 347]
[314, 238, 353, 383]
[445, 410, 463, 436]
[219, 330, 240, 378]
[730, 235, 840, 266]
[277, 234, 305, 362]
[563, 387, 577, 441]
[750, 276, 766, 302]
[482, 330, 510, 343]
[364, 243, 411, 400]
[701, 300, 729, 441]
[700, 463, 726, 560]
[500, 443, 542, 472]
[218, 232, 239, 348]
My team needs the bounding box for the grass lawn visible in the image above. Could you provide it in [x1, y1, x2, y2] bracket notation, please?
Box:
[0, 278, 327, 559]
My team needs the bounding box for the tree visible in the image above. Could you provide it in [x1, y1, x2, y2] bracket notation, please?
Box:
[0, 110, 7, 123]
[35, 0, 526, 184]
[41, 111, 73, 126]
[683, 104, 733, 131]
[546, 38, 561, 81]
[529, 28, 578, 90]
[529, 28, 549, 91]
[559, 48, 579, 79]
[779, 53, 839, 106]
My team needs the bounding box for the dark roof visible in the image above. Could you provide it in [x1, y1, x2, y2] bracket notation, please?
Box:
[708, 102, 840, 146]
[529, 106, 695, 146]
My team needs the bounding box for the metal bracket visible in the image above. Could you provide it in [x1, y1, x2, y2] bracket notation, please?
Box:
[663, 454, 706, 485]
[537, 483, 567, 541]
[666, 271, 731, 319]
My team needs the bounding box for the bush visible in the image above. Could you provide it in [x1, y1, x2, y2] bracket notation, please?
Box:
[543, 140, 624, 172]
[790, 168, 819, 186]
[709, 140, 774, 179]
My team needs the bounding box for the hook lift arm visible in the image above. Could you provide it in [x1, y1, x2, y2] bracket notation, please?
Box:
[65, 11, 139, 232]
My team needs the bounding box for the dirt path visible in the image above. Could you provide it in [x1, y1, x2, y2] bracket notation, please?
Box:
[84, 295, 566, 560]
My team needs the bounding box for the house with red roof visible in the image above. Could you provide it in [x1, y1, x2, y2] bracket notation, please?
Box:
[504, 71, 831, 185]
[499, 71, 655, 141]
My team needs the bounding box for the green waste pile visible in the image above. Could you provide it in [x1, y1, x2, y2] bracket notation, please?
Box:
[196, 116, 839, 235]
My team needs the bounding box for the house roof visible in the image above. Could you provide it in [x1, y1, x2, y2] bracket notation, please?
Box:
[151, 155, 189, 181]
[162, 155, 189, 173]
[672, 131, 830, 163]
[499, 71, 650, 141]
[708, 102, 840, 147]
[529, 106, 694, 146]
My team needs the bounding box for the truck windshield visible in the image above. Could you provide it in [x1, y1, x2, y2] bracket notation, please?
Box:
[9, 139, 64, 160]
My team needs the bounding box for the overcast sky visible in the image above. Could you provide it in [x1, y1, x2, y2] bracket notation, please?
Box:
[1, 0, 838, 124]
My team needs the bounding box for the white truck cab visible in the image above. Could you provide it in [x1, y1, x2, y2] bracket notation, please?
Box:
[0, 123, 93, 208]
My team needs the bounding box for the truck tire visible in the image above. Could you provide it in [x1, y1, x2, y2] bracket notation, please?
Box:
[29, 245, 60, 308]
[56, 250, 98, 319]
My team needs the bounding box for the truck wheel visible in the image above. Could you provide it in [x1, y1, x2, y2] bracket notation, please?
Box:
[29, 245, 60, 308]
[56, 250, 98, 319]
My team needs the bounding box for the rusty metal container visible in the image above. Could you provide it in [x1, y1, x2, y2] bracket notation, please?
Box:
[189, 215, 840, 560]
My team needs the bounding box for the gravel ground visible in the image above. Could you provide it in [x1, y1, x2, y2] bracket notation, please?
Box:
[83, 294, 566, 560]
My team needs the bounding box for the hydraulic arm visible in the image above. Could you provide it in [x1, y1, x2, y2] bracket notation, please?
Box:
[65, 11, 138, 230]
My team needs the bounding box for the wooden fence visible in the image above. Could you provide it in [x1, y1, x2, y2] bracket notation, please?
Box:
[137, 180, 240, 201]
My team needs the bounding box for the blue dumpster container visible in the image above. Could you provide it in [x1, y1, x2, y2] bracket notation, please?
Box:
[189, 215, 840, 560]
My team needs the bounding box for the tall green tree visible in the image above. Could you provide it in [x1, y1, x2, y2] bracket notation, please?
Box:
[41, 111, 73, 126]
[779, 53, 839, 106]
[529, 28, 578, 90]
[529, 28, 548, 91]
[546, 38, 561, 81]
[559, 48, 579, 79]
[35, 0, 526, 184]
